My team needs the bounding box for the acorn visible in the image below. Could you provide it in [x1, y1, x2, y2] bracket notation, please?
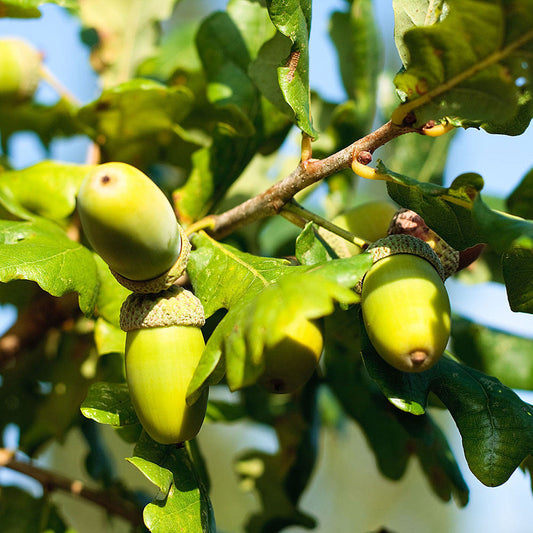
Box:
[77, 162, 189, 293]
[120, 286, 208, 444]
[318, 200, 398, 258]
[0, 38, 41, 103]
[259, 315, 323, 394]
[360, 234, 451, 373]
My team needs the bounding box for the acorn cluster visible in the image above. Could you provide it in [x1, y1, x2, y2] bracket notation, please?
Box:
[77, 163, 207, 444]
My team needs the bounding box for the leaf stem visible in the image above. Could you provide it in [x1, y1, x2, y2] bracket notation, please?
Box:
[282, 200, 369, 248]
[0, 449, 143, 526]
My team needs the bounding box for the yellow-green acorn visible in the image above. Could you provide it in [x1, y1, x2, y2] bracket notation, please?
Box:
[0, 38, 41, 103]
[360, 235, 451, 373]
[120, 286, 208, 445]
[77, 162, 188, 293]
[259, 316, 323, 394]
[319, 200, 398, 258]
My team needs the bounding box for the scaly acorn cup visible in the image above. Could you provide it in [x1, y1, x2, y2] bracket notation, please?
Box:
[318, 200, 398, 258]
[77, 162, 190, 293]
[359, 234, 451, 373]
[0, 38, 41, 103]
[120, 286, 208, 445]
[259, 316, 324, 394]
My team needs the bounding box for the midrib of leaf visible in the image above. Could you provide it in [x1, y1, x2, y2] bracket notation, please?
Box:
[203, 232, 269, 286]
[423, 0, 441, 26]
[395, 27, 533, 119]
[119, 0, 144, 84]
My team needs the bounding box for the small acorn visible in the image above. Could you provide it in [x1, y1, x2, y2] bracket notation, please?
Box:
[0, 38, 41, 103]
[360, 234, 451, 373]
[120, 286, 208, 445]
[258, 316, 323, 394]
[319, 200, 398, 258]
[77, 162, 189, 293]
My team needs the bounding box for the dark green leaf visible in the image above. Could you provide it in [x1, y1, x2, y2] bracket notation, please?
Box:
[266, 0, 317, 137]
[502, 236, 533, 313]
[392, 0, 533, 132]
[362, 334, 533, 487]
[175, 2, 292, 222]
[127, 433, 215, 533]
[0, 0, 75, 18]
[81, 382, 138, 428]
[0, 487, 71, 533]
[507, 167, 533, 219]
[323, 308, 468, 505]
[451, 315, 533, 390]
[0, 218, 99, 315]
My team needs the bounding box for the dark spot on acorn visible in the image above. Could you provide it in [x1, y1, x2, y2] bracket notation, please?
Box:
[270, 379, 286, 393]
[410, 350, 428, 367]
[100, 175, 111, 185]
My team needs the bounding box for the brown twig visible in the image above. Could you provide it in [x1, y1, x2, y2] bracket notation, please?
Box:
[208, 121, 414, 239]
[0, 290, 80, 369]
[0, 449, 144, 526]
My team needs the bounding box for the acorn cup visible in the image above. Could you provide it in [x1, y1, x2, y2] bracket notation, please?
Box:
[0, 38, 41, 103]
[120, 286, 208, 445]
[77, 162, 190, 293]
[359, 234, 451, 373]
[258, 316, 324, 394]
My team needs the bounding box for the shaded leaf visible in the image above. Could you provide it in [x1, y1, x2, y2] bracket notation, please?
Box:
[0, 99, 80, 151]
[392, 0, 533, 133]
[236, 380, 320, 532]
[0, 487, 71, 533]
[323, 308, 468, 505]
[451, 315, 533, 390]
[78, 79, 198, 169]
[81, 382, 138, 428]
[175, 2, 292, 222]
[127, 432, 215, 533]
[266, 0, 317, 137]
[362, 332, 533, 487]
[295, 222, 332, 265]
[0, 0, 75, 18]
[502, 236, 533, 313]
[0, 218, 99, 315]
[507, 167, 533, 219]
[329, 0, 381, 135]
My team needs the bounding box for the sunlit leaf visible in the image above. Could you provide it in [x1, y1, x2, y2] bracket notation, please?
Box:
[392, 0, 533, 133]
[127, 433, 215, 533]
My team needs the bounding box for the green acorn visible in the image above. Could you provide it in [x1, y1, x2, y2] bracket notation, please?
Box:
[259, 316, 323, 394]
[77, 162, 189, 293]
[360, 235, 451, 373]
[0, 38, 41, 103]
[120, 286, 208, 444]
